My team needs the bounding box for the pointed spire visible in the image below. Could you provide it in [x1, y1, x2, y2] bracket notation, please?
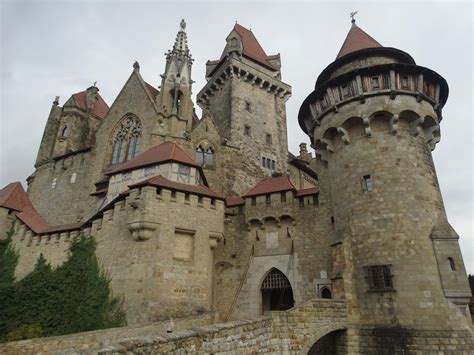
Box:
[336, 21, 382, 59]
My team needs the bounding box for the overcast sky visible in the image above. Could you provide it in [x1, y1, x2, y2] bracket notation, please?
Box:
[0, 1, 472, 273]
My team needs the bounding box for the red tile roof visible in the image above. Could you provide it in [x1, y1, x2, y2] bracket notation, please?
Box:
[243, 176, 295, 197]
[0, 182, 31, 211]
[226, 197, 245, 207]
[0, 182, 81, 234]
[108, 141, 201, 175]
[130, 175, 223, 199]
[144, 81, 160, 99]
[72, 90, 109, 119]
[295, 187, 319, 197]
[233, 24, 278, 70]
[336, 24, 382, 59]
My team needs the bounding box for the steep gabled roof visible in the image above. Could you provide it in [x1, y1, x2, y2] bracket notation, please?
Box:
[0, 182, 31, 211]
[71, 90, 109, 119]
[107, 141, 201, 175]
[144, 81, 160, 99]
[336, 23, 382, 59]
[233, 24, 278, 70]
[0, 182, 81, 234]
[243, 176, 295, 197]
[129, 175, 223, 199]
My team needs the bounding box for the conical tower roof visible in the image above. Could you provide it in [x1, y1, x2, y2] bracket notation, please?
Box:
[336, 22, 382, 59]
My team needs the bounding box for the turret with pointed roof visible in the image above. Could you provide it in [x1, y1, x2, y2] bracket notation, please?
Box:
[297, 17, 470, 339]
[156, 19, 195, 134]
[196, 23, 291, 195]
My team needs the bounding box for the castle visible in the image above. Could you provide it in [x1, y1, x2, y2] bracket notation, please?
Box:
[0, 18, 472, 353]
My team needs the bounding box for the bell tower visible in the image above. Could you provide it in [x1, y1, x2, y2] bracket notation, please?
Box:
[156, 19, 194, 136]
[298, 18, 472, 350]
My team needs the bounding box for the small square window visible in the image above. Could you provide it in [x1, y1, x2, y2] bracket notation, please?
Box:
[244, 125, 251, 136]
[363, 175, 373, 192]
[266, 134, 272, 145]
[366, 265, 393, 291]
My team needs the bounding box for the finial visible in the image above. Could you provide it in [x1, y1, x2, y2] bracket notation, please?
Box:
[133, 61, 140, 70]
[93, 81, 97, 87]
[53, 96, 60, 105]
[180, 19, 186, 32]
[350, 11, 358, 24]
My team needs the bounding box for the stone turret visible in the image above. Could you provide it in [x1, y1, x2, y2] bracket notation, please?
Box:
[156, 19, 195, 134]
[298, 19, 471, 349]
[196, 24, 292, 194]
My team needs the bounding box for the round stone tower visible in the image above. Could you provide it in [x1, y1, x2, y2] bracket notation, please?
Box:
[298, 19, 472, 350]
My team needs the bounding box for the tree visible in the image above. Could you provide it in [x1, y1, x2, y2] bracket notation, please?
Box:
[0, 233, 126, 342]
[0, 225, 18, 342]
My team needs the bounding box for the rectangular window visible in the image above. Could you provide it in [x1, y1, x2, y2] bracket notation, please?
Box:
[251, 196, 256, 206]
[265, 194, 271, 205]
[184, 193, 190, 202]
[245, 101, 251, 112]
[281, 191, 286, 203]
[313, 194, 319, 206]
[271, 160, 276, 171]
[262, 157, 266, 167]
[371, 76, 380, 89]
[174, 229, 195, 261]
[401, 75, 409, 89]
[366, 265, 393, 291]
[244, 125, 251, 136]
[363, 175, 374, 192]
[341, 84, 349, 98]
[266, 134, 272, 145]
[299, 197, 304, 208]
[70, 173, 77, 184]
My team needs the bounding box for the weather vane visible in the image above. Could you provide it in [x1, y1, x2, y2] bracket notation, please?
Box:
[350, 11, 358, 24]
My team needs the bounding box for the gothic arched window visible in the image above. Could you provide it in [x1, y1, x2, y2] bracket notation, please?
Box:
[111, 115, 142, 165]
[195, 146, 214, 167]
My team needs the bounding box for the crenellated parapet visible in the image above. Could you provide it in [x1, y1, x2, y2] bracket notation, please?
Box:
[197, 62, 291, 109]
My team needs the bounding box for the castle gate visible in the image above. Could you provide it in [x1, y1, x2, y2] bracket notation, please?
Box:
[261, 268, 294, 313]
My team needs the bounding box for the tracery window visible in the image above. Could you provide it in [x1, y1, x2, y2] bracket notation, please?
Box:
[111, 115, 142, 165]
[196, 146, 214, 166]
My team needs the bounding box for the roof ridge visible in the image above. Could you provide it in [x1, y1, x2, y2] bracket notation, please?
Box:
[336, 23, 382, 59]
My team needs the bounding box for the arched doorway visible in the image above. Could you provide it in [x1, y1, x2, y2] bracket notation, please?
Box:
[261, 268, 294, 313]
[321, 287, 332, 299]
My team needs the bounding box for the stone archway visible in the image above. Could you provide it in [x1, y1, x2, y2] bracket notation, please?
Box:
[260, 268, 294, 314]
[307, 329, 346, 354]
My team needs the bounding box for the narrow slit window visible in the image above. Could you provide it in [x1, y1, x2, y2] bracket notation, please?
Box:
[281, 191, 286, 203]
[363, 175, 374, 192]
[448, 257, 456, 271]
[244, 125, 251, 136]
[299, 197, 304, 208]
[251, 197, 256, 206]
[266, 134, 272, 145]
